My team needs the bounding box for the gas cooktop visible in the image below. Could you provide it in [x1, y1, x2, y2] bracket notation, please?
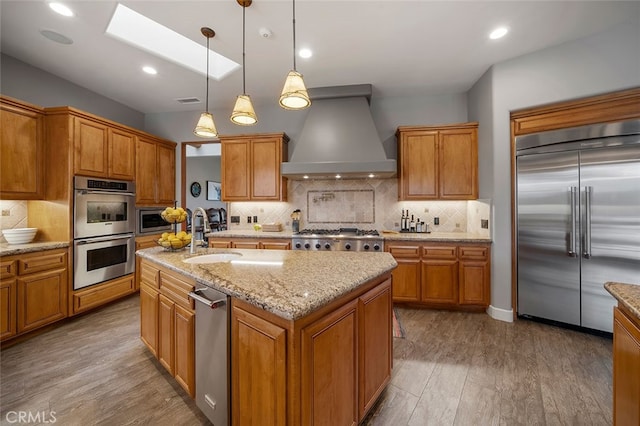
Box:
[292, 228, 383, 251]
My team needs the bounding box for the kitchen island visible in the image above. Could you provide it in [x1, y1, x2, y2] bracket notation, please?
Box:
[136, 247, 397, 425]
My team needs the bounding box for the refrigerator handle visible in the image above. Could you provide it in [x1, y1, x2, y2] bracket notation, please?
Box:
[568, 186, 577, 257]
[583, 186, 592, 259]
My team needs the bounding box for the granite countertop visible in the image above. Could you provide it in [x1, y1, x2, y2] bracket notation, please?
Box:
[207, 229, 492, 243]
[605, 282, 640, 323]
[0, 241, 70, 256]
[137, 246, 397, 320]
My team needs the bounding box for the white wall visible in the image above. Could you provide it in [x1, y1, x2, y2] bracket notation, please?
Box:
[468, 22, 640, 318]
[1, 54, 145, 130]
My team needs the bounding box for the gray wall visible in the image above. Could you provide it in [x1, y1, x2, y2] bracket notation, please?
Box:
[468, 22, 640, 315]
[1, 54, 145, 130]
[185, 155, 226, 212]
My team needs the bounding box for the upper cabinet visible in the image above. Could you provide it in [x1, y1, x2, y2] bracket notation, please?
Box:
[136, 136, 176, 206]
[0, 96, 45, 199]
[396, 122, 478, 200]
[220, 133, 289, 201]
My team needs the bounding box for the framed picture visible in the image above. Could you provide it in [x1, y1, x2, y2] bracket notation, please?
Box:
[207, 181, 221, 201]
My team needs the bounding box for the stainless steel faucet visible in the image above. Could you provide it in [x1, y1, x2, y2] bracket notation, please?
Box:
[190, 207, 211, 254]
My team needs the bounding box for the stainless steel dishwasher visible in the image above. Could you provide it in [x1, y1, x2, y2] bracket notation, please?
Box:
[188, 286, 229, 425]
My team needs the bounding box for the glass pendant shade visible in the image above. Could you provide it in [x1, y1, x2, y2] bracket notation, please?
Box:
[231, 94, 257, 125]
[194, 112, 218, 137]
[279, 70, 311, 110]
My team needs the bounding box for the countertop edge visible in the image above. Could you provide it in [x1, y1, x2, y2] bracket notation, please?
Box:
[0, 241, 70, 256]
[207, 230, 492, 243]
[605, 281, 640, 323]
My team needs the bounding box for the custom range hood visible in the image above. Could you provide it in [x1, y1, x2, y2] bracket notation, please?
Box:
[281, 84, 396, 179]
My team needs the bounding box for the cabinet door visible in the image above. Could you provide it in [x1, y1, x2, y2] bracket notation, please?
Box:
[136, 137, 158, 205]
[232, 305, 287, 426]
[391, 259, 421, 302]
[359, 279, 392, 419]
[156, 143, 176, 205]
[421, 260, 458, 304]
[140, 283, 159, 357]
[16, 268, 67, 333]
[1, 279, 17, 340]
[158, 294, 175, 374]
[613, 307, 640, 426]
[221, 140, 250, 201]
[438, 128, 478, 199]
[251, 138, 281, 200]
[0, 101, 44, 199]
[459, 261, 489, 306]
[301, 299, 358, 426]
[74, 117, 109, 177]
[399, 131, 438, 200]
[109, 128, 136, 180]
[174, 304, 195, 398]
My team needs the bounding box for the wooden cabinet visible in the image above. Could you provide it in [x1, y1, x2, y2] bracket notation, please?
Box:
[396, 122, 478, 200]
[208, 236, 291, 250]
[1, 249, 68, 342]
[71, 274, 135, 315]
[613, 306, 640, 426]
[0, 96, 45, 199]
[138, 259, 195, 398]
[220, 133, 289, 201]
[136, 136, 177, 206]
[386, 241, 491, 309]
[231, 303, 287, 426]
[231, 274, 392, 424]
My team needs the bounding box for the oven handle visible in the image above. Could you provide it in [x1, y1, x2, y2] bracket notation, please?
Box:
[79, 190, 136, 197]
[189, 289, 227, 309]
[76, 234, 135, 245]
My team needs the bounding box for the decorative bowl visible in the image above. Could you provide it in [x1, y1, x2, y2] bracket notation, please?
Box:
[3, 228, 38, 245]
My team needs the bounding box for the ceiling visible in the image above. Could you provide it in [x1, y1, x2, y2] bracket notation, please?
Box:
[1, 1, 638, 115]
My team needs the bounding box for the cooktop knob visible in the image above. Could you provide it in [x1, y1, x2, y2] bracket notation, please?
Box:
[373, 244, 381, 251]
[315, 243, 321, 249]
[295, 242, 302, 249]
[304, 243, 311, 249]
[324, 243, 331, 250]
[345, 243, 351, 250]
[363, 244, 370, 250]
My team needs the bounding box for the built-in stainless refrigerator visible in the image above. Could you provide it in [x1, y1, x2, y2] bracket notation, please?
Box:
[516, 120, 640, 333]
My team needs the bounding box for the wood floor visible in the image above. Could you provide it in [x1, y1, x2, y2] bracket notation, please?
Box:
[1, 296, 612, 425]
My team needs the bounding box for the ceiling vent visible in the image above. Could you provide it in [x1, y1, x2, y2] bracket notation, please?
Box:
[176, 97, 201, 105]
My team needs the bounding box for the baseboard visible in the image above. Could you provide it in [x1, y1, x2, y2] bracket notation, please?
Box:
[487, 305, 514, 323]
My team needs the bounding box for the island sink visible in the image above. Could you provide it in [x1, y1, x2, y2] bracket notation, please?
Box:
[182, 252, 242, 264]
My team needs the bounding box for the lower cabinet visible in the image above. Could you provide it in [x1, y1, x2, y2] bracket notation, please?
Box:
[387, 241, 491, 309]
[231, 274, 392, 425]
[138, 259, 195, 398]
[613, 306, 640, 425]
[1, 248, 68, 342]
[71, 274, 135, 314]
[209, 236, 291, 250]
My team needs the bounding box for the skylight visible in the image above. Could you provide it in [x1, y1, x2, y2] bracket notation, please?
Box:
[106, 3, 239, 80]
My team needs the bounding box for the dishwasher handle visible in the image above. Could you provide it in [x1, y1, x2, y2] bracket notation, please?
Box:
[188, 289, 227, 309]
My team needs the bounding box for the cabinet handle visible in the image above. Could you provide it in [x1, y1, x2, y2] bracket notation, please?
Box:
[188, 289, 227, 309]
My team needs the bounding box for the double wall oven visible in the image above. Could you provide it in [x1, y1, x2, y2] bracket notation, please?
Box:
[73, 176, 136, 290]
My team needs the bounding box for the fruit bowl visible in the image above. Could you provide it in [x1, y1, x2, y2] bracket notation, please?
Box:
[161, 207, 188, 224]
[157, 231, 192, 251]
[3, 228, 38, 245]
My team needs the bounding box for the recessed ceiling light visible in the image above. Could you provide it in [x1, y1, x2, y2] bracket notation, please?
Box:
[106, 4, 239, 80]
[49, 2, 74, 17]
[489, 27, 508, 40]
[299, 48, 312, 59]
[40, 29, 73, 45]
[142, 66, 158, 75]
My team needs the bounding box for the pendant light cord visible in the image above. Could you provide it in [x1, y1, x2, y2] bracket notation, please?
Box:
[242, 4, 246, 95]
[205, 34, 210, 112]
[292, 0, 297, 71]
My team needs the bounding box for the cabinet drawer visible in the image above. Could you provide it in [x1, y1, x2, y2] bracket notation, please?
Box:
[159, 271, 195, 310]
[422, 246, 457, 259]
[18, 251, 67, 275]
[387, 245, 420, 258]
[73, 274, 135, 314]
[459, 246, 488, 261]
[1, 260, 16, 279]
[140, 262, 160, 288]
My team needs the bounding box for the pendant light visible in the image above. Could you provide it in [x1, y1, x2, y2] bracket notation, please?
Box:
[231, 0, 258, 125]
[194, 27, 218, 138]
[279, 0, 310, 110]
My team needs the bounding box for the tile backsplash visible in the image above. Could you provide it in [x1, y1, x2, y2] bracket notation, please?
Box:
[228, 179, 491, 237]
[0, 200, 29, 243]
